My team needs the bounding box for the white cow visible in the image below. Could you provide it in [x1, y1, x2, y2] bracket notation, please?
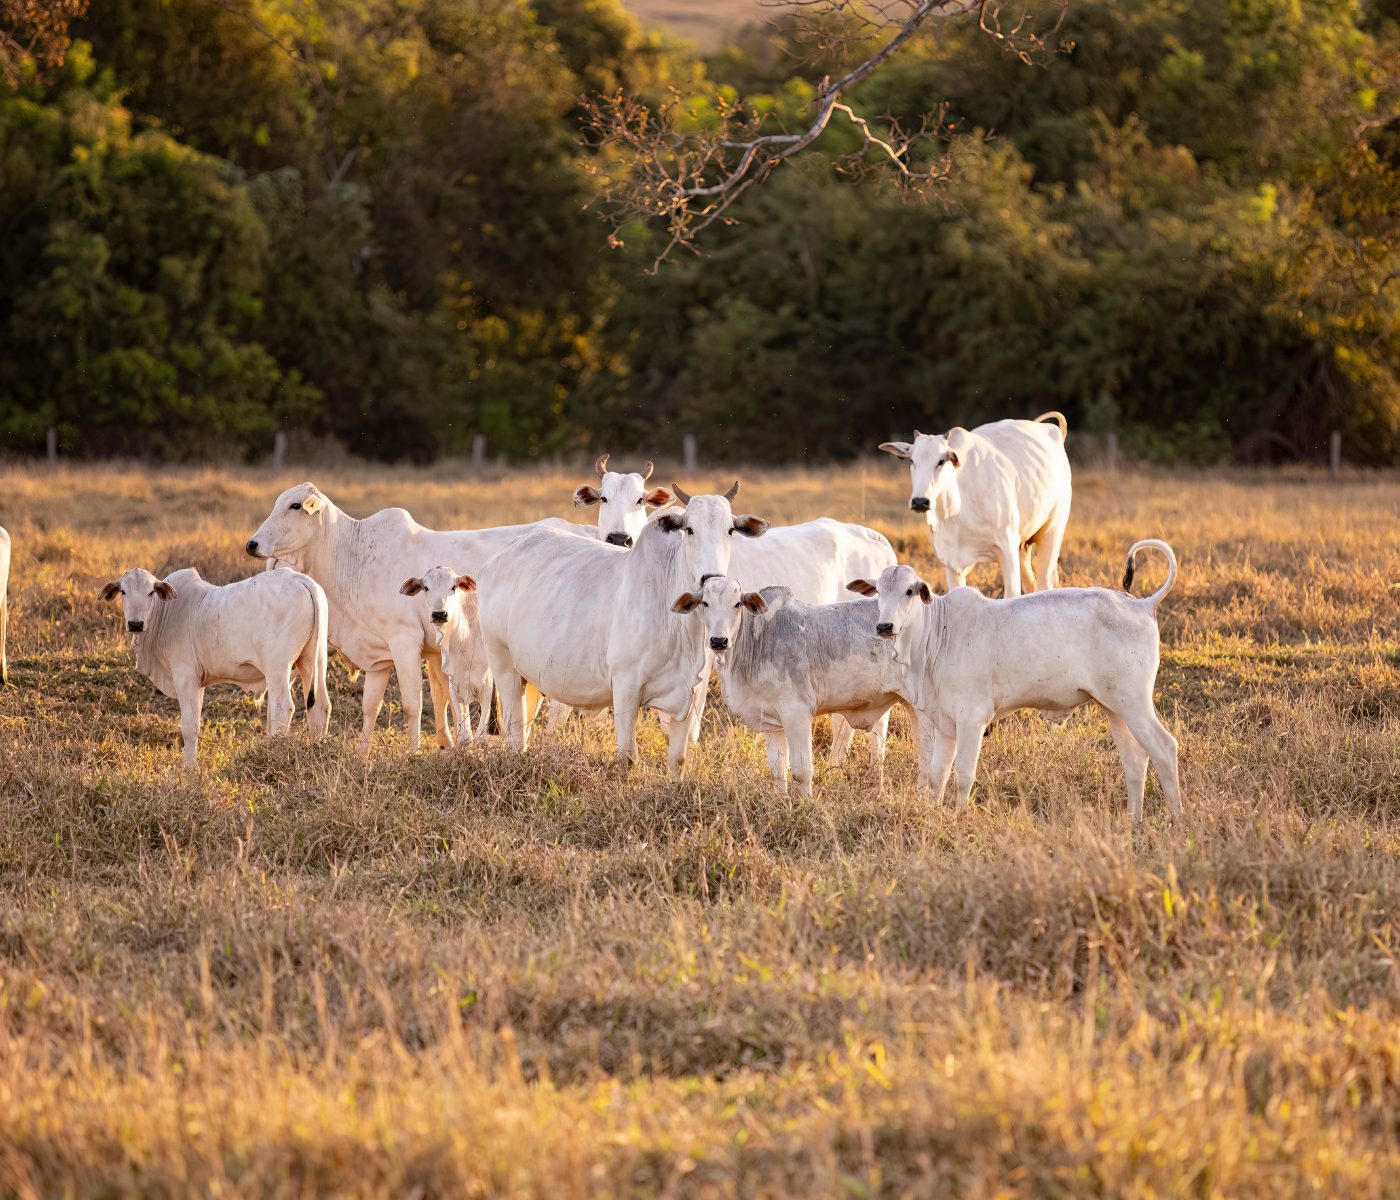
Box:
[0, 525, 9, 686]
[848, 539, 1182, 822]
[476, 483, 770, 775]
[572, 454, 675, 547]
[398, 566, 491, 743]
[880, 412, 1072, 598]
[100, 566, 331, 770]
[680, 577, 902, 797]
[245, 483, 594, 751]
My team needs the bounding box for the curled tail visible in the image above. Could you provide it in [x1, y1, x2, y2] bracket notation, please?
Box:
[289, 571, 331, 724]
[1035, 411, 1068, 440]
[1122, 539, 1178, 608]
[0, 592, 8, 687]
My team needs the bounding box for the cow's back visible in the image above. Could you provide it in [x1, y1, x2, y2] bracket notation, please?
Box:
[970, 419, 1070, 536]
[189, 570, 317, 686]
[729, 519, 893, 605]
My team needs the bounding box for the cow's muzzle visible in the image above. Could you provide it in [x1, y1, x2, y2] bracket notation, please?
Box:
[431, 611, 448, 625]
[245, 539, 262, 557]
[709, 636, 729, 651]
[127, 620, 145, 633]
[605, 532, 633, 548]
[910, 497, 931, 513]
[875, 623, 894, 638]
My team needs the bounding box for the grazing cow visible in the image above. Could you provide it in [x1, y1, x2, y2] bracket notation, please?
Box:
[879, 412, 1072, 598]
[475, 483, 769, 775]
[679, 577, 902, 797]
[573, 454, 675, 548]
[398, 567, 491, 743]
[847, 539, 1181, 822]
[0, 525, 9, 686]
[245, 483, 594, 751]
[100, 566, 331, 770]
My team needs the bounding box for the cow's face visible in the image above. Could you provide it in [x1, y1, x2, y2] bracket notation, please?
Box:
[400, 566, 474, 644]
[848, 565, 930, 640]
[246, 482, 328, 562]
[671, 576, 766, 656]
[100, 568, 176, 634]
[655, 483, 769, 588]
[573, 457, 673, 548]
[879, 434, 960, 518]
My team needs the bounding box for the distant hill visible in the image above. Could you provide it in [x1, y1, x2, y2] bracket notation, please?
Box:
[622, 0, 765, 47]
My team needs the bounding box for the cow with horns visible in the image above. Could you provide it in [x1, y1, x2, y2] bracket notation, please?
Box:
[573, 455, 677, 548]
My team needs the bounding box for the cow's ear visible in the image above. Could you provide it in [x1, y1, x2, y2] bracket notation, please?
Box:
[945, 450, 960, 469]
[879, 441, 912, 460]
[740, 592, 767, 614]
[917, 582, 932, 604]
[153, 580, 176, 601]
[100, 581, 121, 601]
[846, 579, 878, 597]
[655, 513, 686, 534]
[300, 490, 326, 515]
[454, 575, 476, 593]
[642, 487, 673, 509]
[732, 515, 769, 538]
[399, 578, 425, 596]
[573, 485, 600, 507]
[671, 591, 703, 614]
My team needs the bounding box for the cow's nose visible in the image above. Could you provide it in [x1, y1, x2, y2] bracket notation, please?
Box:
[245, 539, 260, 557]
[709, 636, 729, 651]
[431, 611, 448, 624]
[876, 623, 894, 638]
[605, 532, 633, 548]
[910, 497, 930, 513]
[127, 620, 145, 633]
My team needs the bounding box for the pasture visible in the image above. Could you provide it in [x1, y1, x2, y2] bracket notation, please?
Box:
[0, 461, 1398, 1196]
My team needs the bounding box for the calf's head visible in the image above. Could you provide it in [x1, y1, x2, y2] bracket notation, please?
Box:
[671, 575, 766, 656]
[400, 566, 475, 642]
[573, 454, 673, 548]
[100, 568, 176, 634]
[246, 482, 329, 562]
[848, 565, 930, 640]
[879, 432, 963, 519]
[655, 481, 768, 588]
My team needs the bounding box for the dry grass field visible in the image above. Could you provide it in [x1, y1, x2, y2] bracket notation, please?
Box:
[1, 460, 1399, 1197]
[622, 0, 763, 46]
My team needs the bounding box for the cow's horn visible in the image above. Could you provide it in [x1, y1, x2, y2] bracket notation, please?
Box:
[595, 453, 609, 478]
[913, 428, 924, 438]
[641, 460, 653, 483]
[672, 483, 692, 506]
[723, 480, 740, 502]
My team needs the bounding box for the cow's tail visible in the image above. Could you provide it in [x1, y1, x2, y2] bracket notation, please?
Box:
[0, 590, 8, 687]
[1122, 540, 1178, 609]
[1035, 411, 1068, 440]
[291, 572, 331, 728]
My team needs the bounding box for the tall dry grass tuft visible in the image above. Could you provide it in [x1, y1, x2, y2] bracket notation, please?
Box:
[0, 461, 1398, 1196]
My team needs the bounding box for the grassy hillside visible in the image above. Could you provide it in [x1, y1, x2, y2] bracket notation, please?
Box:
[0, 462, 1398, 1194]
[622, 0, 763, 45]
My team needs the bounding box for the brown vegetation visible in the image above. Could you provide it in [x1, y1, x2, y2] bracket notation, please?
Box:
[0, 462, 1398, 1196]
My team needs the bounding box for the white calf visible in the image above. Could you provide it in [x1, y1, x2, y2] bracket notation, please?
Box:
[101, 567, 331, 769]
[850, 539, 1181, 821]
[399, 567, 491, 743]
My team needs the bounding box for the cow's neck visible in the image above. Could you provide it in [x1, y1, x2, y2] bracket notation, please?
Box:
[295, 505, 358, 599]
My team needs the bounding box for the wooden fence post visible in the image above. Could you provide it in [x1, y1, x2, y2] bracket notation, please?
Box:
[471, 434, 487, 471]
[682, 433, 698, 474]
[46, 427, 57, 466]
[271, 430, 287, 471]
[1329, 430, 1341, 479]
[1106, 431, 1119, 473]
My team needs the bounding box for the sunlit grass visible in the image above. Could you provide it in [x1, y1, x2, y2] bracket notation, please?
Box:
[0, 460, 1398, 1195]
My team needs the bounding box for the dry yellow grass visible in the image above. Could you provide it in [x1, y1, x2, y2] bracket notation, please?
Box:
[0, 460, 1398, 1197]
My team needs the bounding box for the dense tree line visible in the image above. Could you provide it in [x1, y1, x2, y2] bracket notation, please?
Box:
[0, 0, 1396, 463]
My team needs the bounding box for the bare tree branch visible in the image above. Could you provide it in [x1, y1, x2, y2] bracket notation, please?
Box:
[582, 0, 1066, 271]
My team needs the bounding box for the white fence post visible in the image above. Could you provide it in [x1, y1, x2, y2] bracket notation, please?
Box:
[1329, 430, 1341, 478]
[471, 434, 487, 471]
[682, 434, 697, 474]
[271, 430, 287, 471]
[1106, 431, 1119, 472]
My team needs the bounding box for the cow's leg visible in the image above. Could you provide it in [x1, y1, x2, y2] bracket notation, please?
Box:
[493, 667, 529, 751]
[546, 700, 573, 733]
[784, 711, 816, 798]
[449, 675, 473, 744]
[1019, 541, 1039, 593]
[524, 682, 547, 728]
[390, 643, 426, 751]
[764, 730, 790, 791]
[925, 728, 957, 805]
[178, 685, 205, 771]
[869, 710, 890, 781]
[665, 702, 692, 779]
[944, 565, 968, 594]
[951, 714, 988, 809]
[687, 662, 710, 744]
[828, 714, 855, 766]
[1103, 708, 1150, 823]
[296, 650, 329, 737]
[426, 654, 454, 750]
[1037, 512, 1070, 590]
[266, 668, 295, 738]
[611, 682, 642, 766]
[1121, 704, 1182, 821]
[473, 674, 494, 738]
[994, 533, 1023, 599]
[358, 664, 392, 753]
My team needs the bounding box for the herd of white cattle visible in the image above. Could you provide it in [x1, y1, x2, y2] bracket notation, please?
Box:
[0, 412, 1184, 820]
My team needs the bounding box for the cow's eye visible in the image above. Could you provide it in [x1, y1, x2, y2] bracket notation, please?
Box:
[685, 527, 694, 536]
[905, 588, 913, 596]
[636, 497, 645, 504]
[936, 458, 946, 468]
[701, 601, 709, 608]
[599, 497, 608, 503]
[290, 502, 302, 510]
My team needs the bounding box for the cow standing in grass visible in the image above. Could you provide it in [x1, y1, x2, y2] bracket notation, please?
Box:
[398, 566, 491, 743]
[849, 540, 1182, 821]
[475, 483, 769, 775]
[100, 566, 331, 770]
[880, 412, 1072, 598]
[245, 483, 595, 752]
